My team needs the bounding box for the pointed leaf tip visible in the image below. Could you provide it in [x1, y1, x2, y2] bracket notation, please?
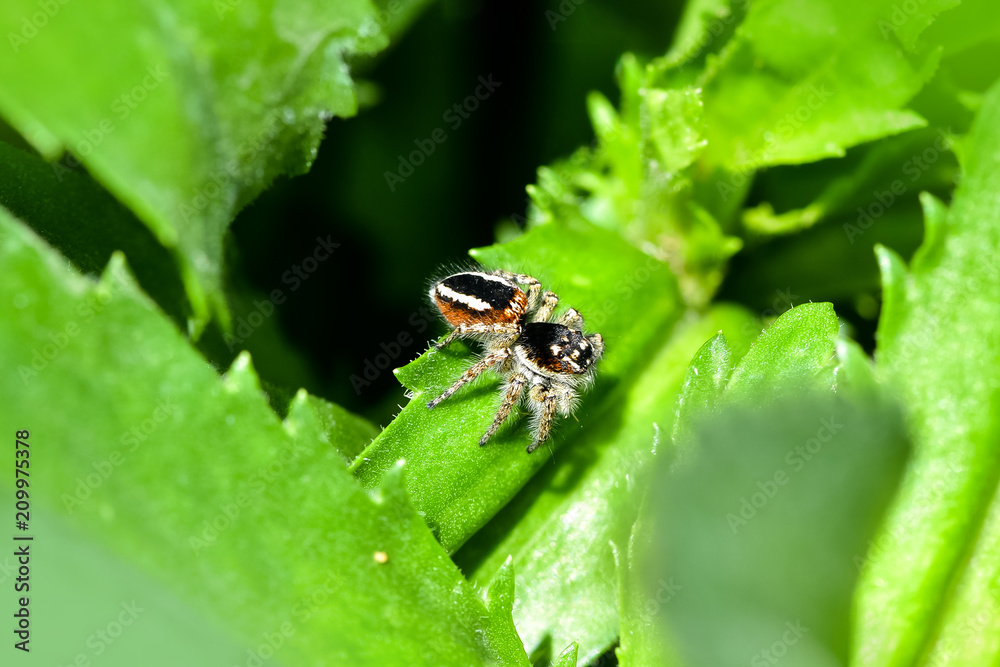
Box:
[376, 459, 409, 507]
[873, 244, 909, 358]
[912, 191, 950, 271]
[222, 351, 263, 394]
[551, 641, 580, 667]
[485, 556, 516, 614]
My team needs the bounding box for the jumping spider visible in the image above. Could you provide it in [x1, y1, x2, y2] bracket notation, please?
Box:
[426, 269, 604, 452]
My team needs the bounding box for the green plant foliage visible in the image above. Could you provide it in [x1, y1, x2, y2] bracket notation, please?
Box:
[722, 201, 926, 312]
[38, 504, 254, 665]
[550, 642, 581, 667]
[0, 0, 395, 332]
[699, 0, 951, 170]
[614, 509, 683, 667]
[667, 302, 837, 451]
[661, 0, 742, 70]
[352, 221, 683, 554]
[455, 304, 759, 665]
[722, 302, 838, 400]
[515, 0, 1000, 324]
[305, 393, 379, 463]
[853, 77, 1000, 667]
[523, 55, 742, 308]
[6, 0, 1000, 664]
[672, 303, 838, 428]
[669, 331, 734, 446]
[645, 394, 908, 666]
[741, 126, 960, 237]
[0, 208, 530, 667]
[0, 140, 190, 326]
[616, 302, 901, 665]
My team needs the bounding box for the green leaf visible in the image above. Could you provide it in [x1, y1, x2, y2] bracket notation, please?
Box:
[662, 0, 742, 71]
[352, 221, 684, 554]
[671, 331, 735, 447]
[643, 394, 908, 666]
[921, 492, 1000, 666]
[614, 512, 684, 667]
[723, 301, 839, 402]
[671, 302, 842, 437]
[835, 338, 881, 397]
[621, 298, 891, 666]
[525, 66, 741, 308]
[0, 139, 190, 327]
[699, 0, 947, 170]
[0, 0, 389, 331]
[853, 76, 1000, 667]
[0, 208, 529, 666]
[920, 0, 1000, 58]
[36, 509, 251, 665]
[454, 304, 759, 666]
[645, 87, 707, 173]
[742, 126, 959, 237]
[891, 0, 961, 52]
[293, 392, 379, 464]
[672, 301, 841, 469]
[550, 641, 580, 667]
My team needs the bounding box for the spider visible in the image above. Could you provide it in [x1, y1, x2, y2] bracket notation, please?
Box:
[426, 269, 604, 452]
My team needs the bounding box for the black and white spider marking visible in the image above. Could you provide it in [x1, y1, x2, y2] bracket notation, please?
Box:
[426, 269, 604, 452]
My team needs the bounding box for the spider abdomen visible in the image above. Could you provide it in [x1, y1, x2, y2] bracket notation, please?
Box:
[430, 271, 528, 327]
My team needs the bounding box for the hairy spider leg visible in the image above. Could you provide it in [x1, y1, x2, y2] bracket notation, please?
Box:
[493, 269, 542, 315]
[434, 322, 522, 350]
[587, 332, 605, 358]
[557, 307, 584, 331]
[527, 385, 560, 453]
[493, 269, 541, 286]
[532, 291, 560, 323]
[426, 348, 511, 409]
[479, 372, 527, 446]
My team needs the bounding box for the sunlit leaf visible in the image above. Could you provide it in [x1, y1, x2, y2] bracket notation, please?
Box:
[0, 0, 394, 331]
[853, 76, 1000, 667]
[0, 208, 529, 667]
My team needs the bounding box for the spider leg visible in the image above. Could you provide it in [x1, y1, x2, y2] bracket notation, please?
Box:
[524, 281, 541, 315]
[557, 307, 584, 331]
[434, 323, 521, 350]
[494, 270, 542, 314]
[493, 269, 540, 286]
[427, 349, 510, 409]
[434, 328, 464, 350]
[479, 372, 527, 446]
[527, 387, 559, 453]
[531, 291, 559, 322]
[587, 333, 605, 358]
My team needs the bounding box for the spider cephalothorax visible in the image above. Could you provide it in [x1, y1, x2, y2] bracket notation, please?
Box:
[426, 269, 604, 452]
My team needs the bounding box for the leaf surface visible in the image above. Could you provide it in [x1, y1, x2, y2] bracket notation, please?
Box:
[0, 207, 529, 667]
[455, 304, 759, 666]
[352, 221, 684, 554]
[699, 0, 949, 170]
[0, 0, 393, 330]
[644, 394, 907, 666]
[853, 76, 1000, 667]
